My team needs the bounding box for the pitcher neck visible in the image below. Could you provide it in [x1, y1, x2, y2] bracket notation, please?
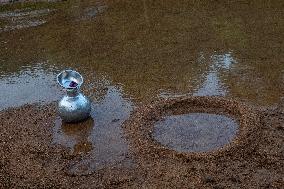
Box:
[66, 88, 80, 97]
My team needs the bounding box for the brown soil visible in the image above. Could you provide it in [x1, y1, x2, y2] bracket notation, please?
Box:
[0, 0, 62, 4]
[0, 97, 283, 188]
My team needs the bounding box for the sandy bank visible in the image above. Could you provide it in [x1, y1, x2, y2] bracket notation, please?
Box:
[0, 97, 283, 188]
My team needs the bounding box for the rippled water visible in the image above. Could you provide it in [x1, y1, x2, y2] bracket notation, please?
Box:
[0, 0, 283, 173]
[0, 8, 54, 32]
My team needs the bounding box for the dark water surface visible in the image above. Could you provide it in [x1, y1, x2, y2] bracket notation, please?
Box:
[0, 0, 283, 107]
[0, 0, 283, 173]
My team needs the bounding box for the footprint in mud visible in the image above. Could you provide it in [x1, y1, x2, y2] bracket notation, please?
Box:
[0, 8, 55, 32]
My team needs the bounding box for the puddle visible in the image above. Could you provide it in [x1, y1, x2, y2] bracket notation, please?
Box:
[153, 113, 239, 152]
[54, 118, 94, 155]
[53, 86, 135, 175]
[0, 8, 54, 32]
[1, 0, 283, 106]
[0, 62, 62, 110]
[0, 0, 283, 177]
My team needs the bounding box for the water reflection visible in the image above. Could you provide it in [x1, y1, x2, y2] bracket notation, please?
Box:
[194, 71, 226, 96]
[53, 86, 134, 175]
[0, 8, 54, 32]
[153, 113, 239, 152]
[0, 0, 283, 176]
[193, 52, 236, 96]
[1, 0, 283, 106]
[54, 117, 94, 155]
[160, 52, 236, 98]
[0, 62, 62, 110]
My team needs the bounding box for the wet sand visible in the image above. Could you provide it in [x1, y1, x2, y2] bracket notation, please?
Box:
[0, 0, 284, 188]
[0, 97, 283, 188]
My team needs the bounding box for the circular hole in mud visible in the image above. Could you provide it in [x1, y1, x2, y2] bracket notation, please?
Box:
[152, 113, 239, 152]
[123, 96, 260, 159]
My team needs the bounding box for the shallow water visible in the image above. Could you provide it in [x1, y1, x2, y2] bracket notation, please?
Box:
[0, 8, 54, 32]
[53, 86, 134, 174]
[153, 113, 239, 152]
[1, 0, 283, 107]
[0, 62, 62, 110]
[0, 0, 283, 173]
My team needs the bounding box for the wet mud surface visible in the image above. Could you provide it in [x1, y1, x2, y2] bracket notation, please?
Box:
[0, 97, 283, 188]
[0, 0, 284, 188]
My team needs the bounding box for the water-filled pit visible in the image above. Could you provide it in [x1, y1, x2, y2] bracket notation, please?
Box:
[153, 113, 239, 152]
[0, 0, 283, 187]
[123, 96, 259, 160]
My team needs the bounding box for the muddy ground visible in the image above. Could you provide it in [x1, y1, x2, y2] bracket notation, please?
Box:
[0, 0, 283, 188]
[0, 97, 283, 188]
[0, 0, 61, 4]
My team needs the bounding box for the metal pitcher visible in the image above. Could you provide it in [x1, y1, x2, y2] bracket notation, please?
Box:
[57, 70, 91, 123]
